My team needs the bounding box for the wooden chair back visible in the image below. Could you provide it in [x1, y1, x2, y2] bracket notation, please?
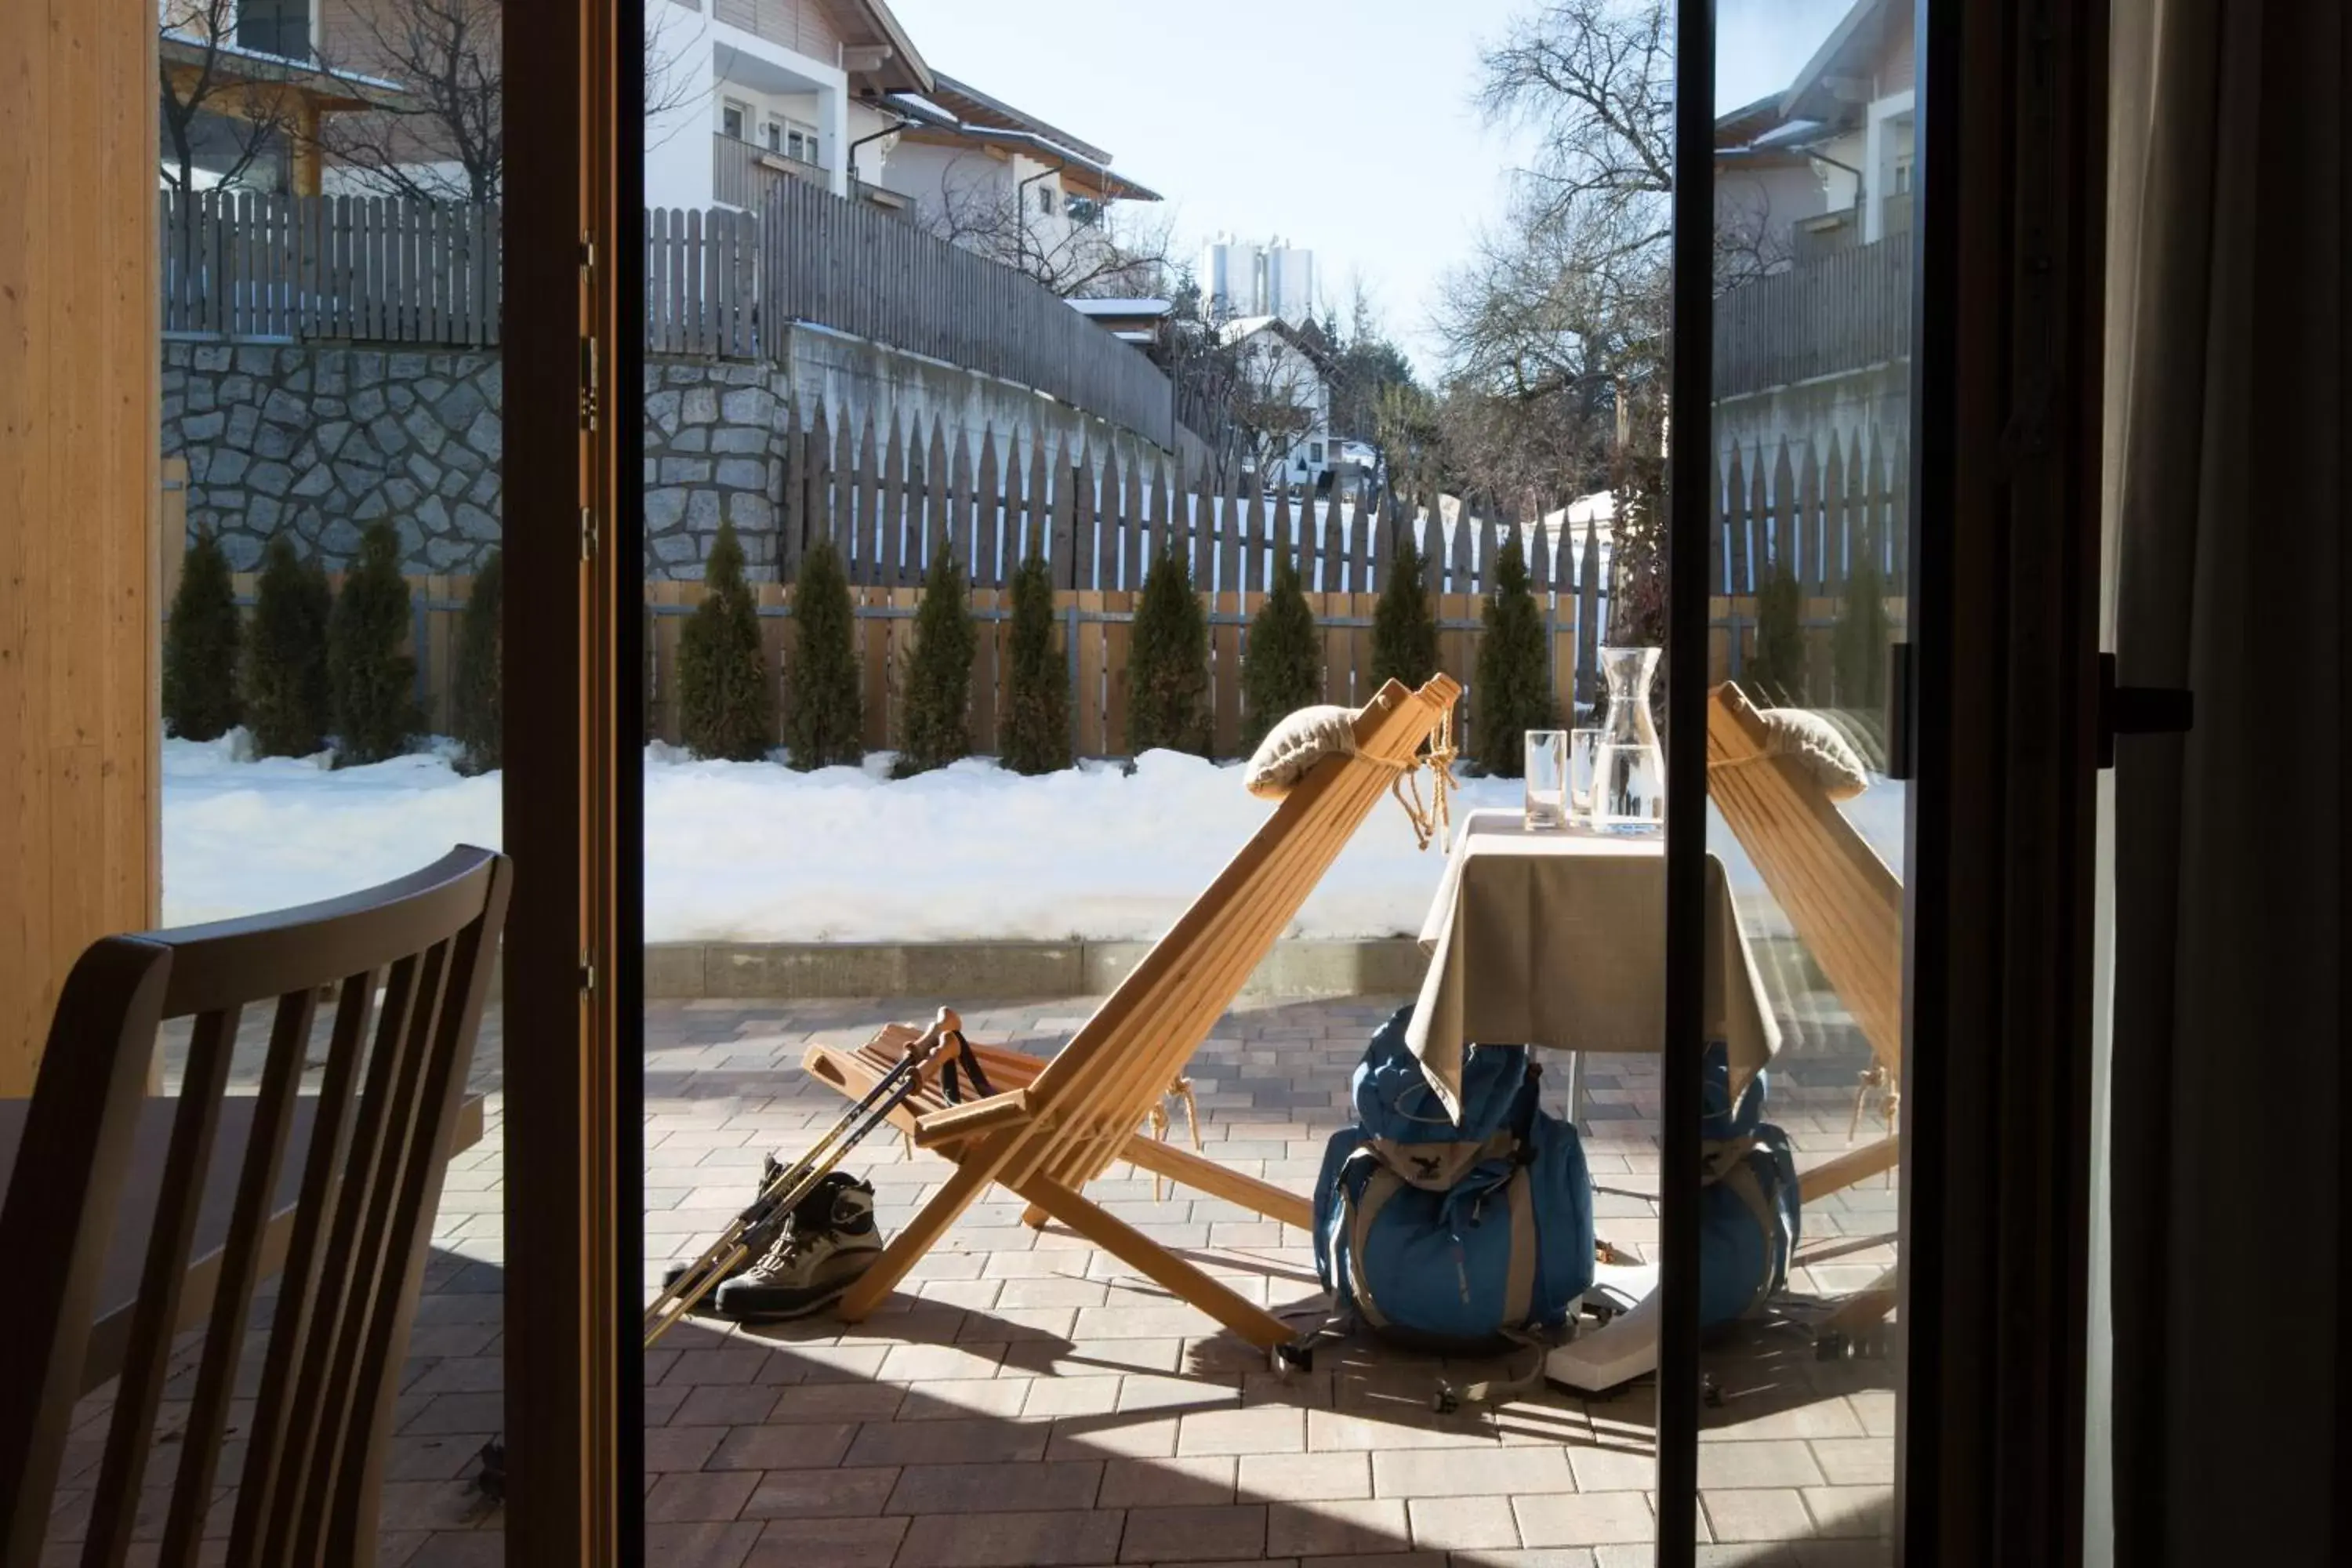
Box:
[0, 847, 511, 1568]
[1704, 683, 1902, 1070]
[1010, 676, 1462, 1193]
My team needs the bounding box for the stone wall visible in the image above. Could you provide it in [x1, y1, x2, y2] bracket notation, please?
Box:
[642, 360, 789, 576]
[162, 342, 503, 573]
[164, 334, 1192, 581]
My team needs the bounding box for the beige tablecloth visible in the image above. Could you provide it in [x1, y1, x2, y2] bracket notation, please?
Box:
[1404, 809, 1779, 1120]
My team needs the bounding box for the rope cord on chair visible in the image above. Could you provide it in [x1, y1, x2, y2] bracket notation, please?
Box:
[1375, 702, 1459, 851]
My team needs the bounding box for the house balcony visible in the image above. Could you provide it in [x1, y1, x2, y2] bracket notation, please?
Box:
[713, 130, 826, 211]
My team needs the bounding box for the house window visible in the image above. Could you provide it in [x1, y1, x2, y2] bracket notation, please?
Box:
[721, 100, 750, 141]
[237, 0, 313, 60]
[1893, 155, 1915, 194]
[1309, 442, 1324, 464]
[1037, 184, 1057, 216]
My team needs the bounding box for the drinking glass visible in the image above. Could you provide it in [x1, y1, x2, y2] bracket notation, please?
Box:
[1567, 728, 1603, 818]
[1523, 729, 1569, 829]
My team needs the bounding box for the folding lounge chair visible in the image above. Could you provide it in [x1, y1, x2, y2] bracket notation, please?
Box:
[1704, 681, 1904, 1332]
[803, 674, 1463, 1352]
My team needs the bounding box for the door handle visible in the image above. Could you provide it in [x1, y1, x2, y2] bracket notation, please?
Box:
[2098, 652, 2192, 768]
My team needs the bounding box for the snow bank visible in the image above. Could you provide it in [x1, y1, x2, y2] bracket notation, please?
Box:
[163, 735, 1907, 943]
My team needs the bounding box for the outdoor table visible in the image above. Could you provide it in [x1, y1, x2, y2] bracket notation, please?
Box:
[1403, 808, 1781, 1394]
[1406, 808, 1780, 1116]
[0, 1092, 486, 1397]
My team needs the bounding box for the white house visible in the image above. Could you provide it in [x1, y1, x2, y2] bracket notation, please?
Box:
[643, 0, 932, 212]
[1221, 316, 1334, 491]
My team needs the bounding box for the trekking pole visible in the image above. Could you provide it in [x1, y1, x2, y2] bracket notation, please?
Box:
[643, 1008, 963, 1347]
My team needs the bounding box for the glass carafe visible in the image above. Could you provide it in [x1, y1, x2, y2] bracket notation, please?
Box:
[1590, 645, 1665, 833]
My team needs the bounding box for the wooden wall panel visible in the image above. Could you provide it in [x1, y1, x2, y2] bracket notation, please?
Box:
[0, 0, 160, 1095]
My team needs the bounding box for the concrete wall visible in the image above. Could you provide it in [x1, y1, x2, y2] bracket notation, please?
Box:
[1711, 359, 1910, 485]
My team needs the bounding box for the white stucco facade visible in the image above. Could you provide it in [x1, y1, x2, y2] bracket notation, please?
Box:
[645, 7, 852, 210]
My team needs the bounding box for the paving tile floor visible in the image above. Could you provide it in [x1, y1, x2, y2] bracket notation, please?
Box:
[67, 989, 1899, 1567]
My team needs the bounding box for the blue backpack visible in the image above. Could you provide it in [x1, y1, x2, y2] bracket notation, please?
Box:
[1312, 1007, 1595, 1354]
[1698, 1040, 1802, 1330]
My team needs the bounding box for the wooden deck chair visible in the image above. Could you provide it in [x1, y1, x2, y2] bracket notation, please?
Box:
[1705, 681, 1903, 1332]
[803, 674, 1462, 1352]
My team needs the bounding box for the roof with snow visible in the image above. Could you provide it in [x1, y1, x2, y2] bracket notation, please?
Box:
[880, 72, 1163, 202]
[1068, 299, 1174, 318]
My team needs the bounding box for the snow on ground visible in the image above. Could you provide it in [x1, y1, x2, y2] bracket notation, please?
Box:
[163, 734, 1907, 943]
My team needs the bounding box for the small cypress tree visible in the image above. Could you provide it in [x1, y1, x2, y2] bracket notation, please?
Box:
[452, 549, 503, 774]
[1746, 563, 1806, 706]
[895, 548, 977, 777]
[677, 519, 774, 761]
[786, 535, 862, 769]
[1832, 554, 1891, 711]
[162, 530, 242, 742]
[1000, 554, 1069, 775]
[1371, 533, 1439, 690]
[1126, 549, 1211, 757]
[244, 535, 333, 759]
[1472, 532, 1551, 776]
[327, 521, 420, 766]
[1241, 549, 1321, 751]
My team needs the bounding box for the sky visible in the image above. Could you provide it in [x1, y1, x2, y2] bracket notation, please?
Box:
[888, 0, 1859, 378]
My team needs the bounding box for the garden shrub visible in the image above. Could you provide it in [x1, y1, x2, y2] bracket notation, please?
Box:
[786, 535, 862, 769]
[1747, 563, 1807, 706]
[1000, 554, 1069, 775]
[1833, 554, 1891, 711]
[1472, 530, 1552, 776]
[452, 549, 503, 774]
[1126, 549, 1211, 757]
[1371, 532, 1439, 691]
[895, 547, 976, 777]
[162, 529, 241, 742]
[328, 521, 421, 766]
[678, 519, 775, 761]
[243, 534, 332, 759]
[1241, 549, 1321, 751]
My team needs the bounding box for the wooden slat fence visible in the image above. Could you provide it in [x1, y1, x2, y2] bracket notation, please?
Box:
[754, 177, 1179, 451]
[1712, 232, 1912, 398]
[160, 189, 503, 347]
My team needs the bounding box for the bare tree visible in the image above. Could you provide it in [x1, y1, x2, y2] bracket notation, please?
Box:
[312, 0, 503, 202]
[312, 0, 704, 204]
[920, 163, 1175, 299]
[159, 0, 305, 194]
[1225, 325, 1327, 489]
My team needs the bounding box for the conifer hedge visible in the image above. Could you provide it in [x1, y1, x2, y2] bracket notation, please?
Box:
[1371, 533, 1439, 691]
[786, 535, 862, 770]
[1241, 550, 1321, 751]
[244, 535, 333, 759]
[163, 530, 242, 742]
[895, 548, 976, 777]
[1472, 531, 1551, 775]
[452, 549, 503, 774]
[678, 520, 775, 761]
[1126, 550, 1211, 757]
[1000, 554, 1070, 775]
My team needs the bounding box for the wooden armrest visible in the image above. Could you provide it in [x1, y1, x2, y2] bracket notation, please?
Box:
[912, 1087, 1035, 1149]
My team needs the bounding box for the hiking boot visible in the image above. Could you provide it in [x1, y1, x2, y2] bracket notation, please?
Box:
[659, 1156, 788, 1301]
[715, 1172, 883, 1323]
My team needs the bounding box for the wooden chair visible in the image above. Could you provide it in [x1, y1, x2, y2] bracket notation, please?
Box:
[1704, 682, 1902, 1329]
[0, 847, 511, 1568]
[804, 675, 1463, 1352]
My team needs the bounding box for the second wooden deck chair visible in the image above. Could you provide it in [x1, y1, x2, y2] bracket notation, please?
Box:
[1705, 681, 1903, 1333]
[803, 674, 1462, 1352]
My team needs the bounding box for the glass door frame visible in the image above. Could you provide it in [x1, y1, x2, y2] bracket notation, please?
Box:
[1660, 0, 2111, 1563]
